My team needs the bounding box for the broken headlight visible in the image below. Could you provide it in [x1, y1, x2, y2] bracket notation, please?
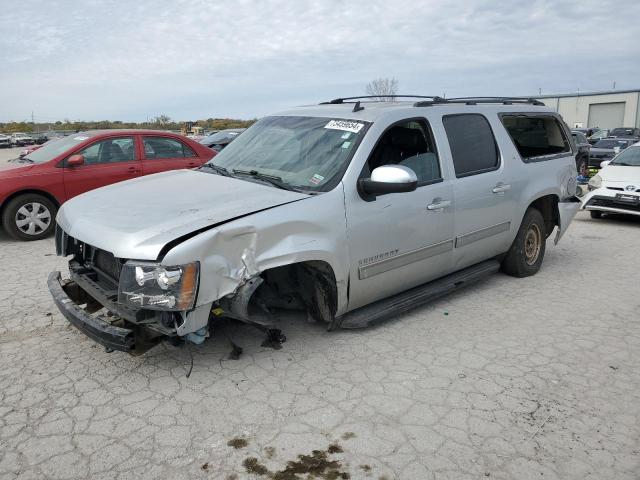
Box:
[118, 261, 199, 311]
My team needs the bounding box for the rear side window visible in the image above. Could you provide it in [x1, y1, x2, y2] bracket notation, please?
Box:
[143, 137, 196, 159]
[443, 114, 499, 177]
[501, 115, 571, 160]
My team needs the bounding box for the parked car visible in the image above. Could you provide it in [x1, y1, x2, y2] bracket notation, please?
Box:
[587, 129, 610, 145]
[573, 127, 600, 137]
[582, 142, 640, 218]
[571, 130, 591, 175]
[48, 96, 580, 354]
[199, 128, 245, 151]
[608, 127, 640, 139]
[0, 130, 215, 241]
[11, 132, 34, 146]
[0, 133, 11, 148]
[588, 138, 636, 167]
[34, 134, 53, 145]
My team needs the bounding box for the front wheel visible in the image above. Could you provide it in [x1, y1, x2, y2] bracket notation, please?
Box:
[1, 193, 57, 241]
[501, 208, 546, 278]
[590, 210, 602, 219]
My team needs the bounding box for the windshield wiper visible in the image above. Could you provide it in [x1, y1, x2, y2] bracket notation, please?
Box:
[232, 169, 304, 192]
[199, 163, 233, 176]
[611, 162, 632, 166]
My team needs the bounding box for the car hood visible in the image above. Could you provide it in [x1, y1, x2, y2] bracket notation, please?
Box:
[0, 161, 35, 174]
[57, 169, 310, 260]
[599, 165, 640, 183]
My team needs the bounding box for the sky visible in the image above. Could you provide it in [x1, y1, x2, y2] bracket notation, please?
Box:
[1, 0, 639, 122]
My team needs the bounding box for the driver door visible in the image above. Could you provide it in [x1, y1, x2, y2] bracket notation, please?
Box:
[345, 119, 455, 310]
[63, 136, 141, 200]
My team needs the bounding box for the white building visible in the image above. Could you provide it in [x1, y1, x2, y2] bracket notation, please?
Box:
[534, 89, 640, 130]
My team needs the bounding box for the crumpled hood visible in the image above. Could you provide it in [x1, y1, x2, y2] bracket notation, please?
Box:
[599, 165, 640, 183]
[57, 169, 309, 260]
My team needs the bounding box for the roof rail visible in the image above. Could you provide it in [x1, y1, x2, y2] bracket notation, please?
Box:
[320, 95, 444, 105]
[414, 97, 545, 107]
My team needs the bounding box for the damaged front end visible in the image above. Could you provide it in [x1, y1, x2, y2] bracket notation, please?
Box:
[49, 228, 211, 354]
[49, 221, 343, 355]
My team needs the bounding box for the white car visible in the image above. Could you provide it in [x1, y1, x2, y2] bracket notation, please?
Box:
[582, 141, 640, 218]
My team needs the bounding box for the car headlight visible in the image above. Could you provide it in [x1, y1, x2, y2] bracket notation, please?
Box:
[118, 261, 199, 311]
[588, 174, 602, 190]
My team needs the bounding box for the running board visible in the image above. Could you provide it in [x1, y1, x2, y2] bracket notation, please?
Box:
[332, 259, 500, 329]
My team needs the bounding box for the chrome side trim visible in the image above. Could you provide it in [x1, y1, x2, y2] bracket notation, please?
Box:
[455, 221, 511, 248]
[358, 239, 454, 280]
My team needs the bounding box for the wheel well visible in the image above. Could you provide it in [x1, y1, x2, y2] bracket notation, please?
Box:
[0, 190, 60, 217]
[250, 260, 338, 324]
[529, 194, 559, 237]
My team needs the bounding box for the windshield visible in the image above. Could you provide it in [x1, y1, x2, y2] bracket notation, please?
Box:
[24, 134, 89, 163]
[590, 130, 609, 139]
[593, 139, 630, 149]
[204, 116, 369, 191]
[610, 146, 640, 166]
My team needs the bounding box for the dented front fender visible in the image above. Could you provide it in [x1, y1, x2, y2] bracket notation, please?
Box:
[161, 186, 350, 334]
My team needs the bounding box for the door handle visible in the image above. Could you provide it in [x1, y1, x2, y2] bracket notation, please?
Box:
[127, 166, 140, 174]
[427, 199, 451, 210]
[492, 184, 511, 194]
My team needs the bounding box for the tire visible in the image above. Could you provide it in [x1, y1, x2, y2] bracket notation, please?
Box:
[1, 193, 57, 241]
[501, 207, 546, 278]
[590, 210, 602, 219]
[576, 157, 588, 176]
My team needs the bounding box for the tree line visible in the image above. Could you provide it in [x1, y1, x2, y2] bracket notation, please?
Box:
[0, 116, 256, 134]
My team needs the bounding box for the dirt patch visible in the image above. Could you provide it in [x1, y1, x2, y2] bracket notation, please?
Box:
[227, 437, 249, 449]
[241, 442, 350, 479]
[264, 446, 276, 459]
[244, 457, 270, 475]
[201, 462, 209, 471]
[341, 432, 356, 440]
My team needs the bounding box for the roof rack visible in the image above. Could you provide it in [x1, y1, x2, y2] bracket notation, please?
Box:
[414, 97, 545, 107]
[320, 95, 444, 105]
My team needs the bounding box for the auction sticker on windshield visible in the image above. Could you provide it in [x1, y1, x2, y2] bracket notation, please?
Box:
[324, 120, 364, 134]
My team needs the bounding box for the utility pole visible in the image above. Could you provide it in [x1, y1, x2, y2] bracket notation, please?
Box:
[612, 81, 616, 90]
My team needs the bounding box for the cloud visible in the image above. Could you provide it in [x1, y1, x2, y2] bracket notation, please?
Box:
[1, 0, 639, 121]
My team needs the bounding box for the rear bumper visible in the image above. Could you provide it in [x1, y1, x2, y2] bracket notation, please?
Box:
[554, 197, 581, 244]
[48, 271, 135, 352]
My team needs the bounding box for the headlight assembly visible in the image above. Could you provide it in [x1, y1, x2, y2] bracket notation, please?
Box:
[118, 261, 199, 311]
[588, 174, 602, 190]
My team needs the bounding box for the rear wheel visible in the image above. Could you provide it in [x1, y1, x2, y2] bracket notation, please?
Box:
[1, 193, 57, 241]
[590, 210, 602, 219]
[501, 208, 546, 278]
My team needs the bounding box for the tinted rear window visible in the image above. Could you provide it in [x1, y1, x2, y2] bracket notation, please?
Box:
[501, 115, 570, 160]
[442, 114, 499, 177]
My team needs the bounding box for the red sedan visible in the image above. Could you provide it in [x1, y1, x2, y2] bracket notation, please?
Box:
[0, 130, 215, 241]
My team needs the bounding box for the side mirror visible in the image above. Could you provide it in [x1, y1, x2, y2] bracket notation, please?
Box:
[67, 154, 85, 167]
[358, 165, 418, 197]
[600, 160, 611, 168]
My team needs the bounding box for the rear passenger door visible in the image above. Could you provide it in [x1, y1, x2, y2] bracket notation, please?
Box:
[442, 114, 516, 269]
[141, 136, 200, 175]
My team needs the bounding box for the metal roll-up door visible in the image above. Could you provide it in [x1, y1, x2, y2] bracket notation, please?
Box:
[587, 102, 625, 129]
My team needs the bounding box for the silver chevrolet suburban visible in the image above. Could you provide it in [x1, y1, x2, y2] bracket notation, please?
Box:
[49, 96, 580, 353]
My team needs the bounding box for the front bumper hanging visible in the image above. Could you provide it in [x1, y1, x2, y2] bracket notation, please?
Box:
[48, 271, 135, 352]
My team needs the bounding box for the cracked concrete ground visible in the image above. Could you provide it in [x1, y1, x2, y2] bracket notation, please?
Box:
[1, 149, 639, 479]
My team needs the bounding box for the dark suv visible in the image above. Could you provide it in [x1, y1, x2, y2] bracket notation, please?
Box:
[609, 127, 640, 139]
